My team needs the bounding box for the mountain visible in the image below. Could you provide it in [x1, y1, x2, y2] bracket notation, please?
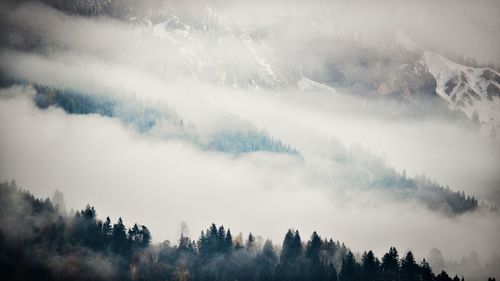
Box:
[0, 1, 496, 215]
[4, 0, 500, 132]
[132, 7, 499, 136]
[425, 52, 500, 137]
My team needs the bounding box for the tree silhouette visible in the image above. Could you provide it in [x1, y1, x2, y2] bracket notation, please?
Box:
[401, 251, 419, 281]
[339, 251, 359, 281]
[361, 250, 379, 281]
[381, 247, 400, 281]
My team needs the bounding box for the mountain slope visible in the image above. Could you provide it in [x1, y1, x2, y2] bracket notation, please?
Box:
[425, 52, 500, 136]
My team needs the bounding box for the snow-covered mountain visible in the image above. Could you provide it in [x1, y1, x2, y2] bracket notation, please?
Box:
[134, 8, 499, 136]
[425, 52, 500, 136]
[2, 0, 499, 138]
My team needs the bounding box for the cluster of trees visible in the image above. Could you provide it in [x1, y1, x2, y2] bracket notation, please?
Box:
[372, 167, 479, 215]
[33, 84, 299, 155]
[0, 180, 150, 280]
[207, 130, 300, 155]
[33, 84, 185, 135]
[0, 180, 496, 281]
[31, 83, 485, 215]
[72, 206, 151, 256]
[412, 176, 479, 214]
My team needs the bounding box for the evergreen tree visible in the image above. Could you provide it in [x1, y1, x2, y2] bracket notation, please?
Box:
[111, 217, 129, 255]
[217, 225, 226, 252]
[306, 231, 322, 262]
[102, 216, 112, 237]
[280, 229, 302, 264]
[327, 262, 338, 281]
[436, 270, 453, 281]
[258, 240, 278, 281]
[400, 251, 419, 281]
[247, 232, 256, 252]
[381, 247, 400, 281]
[140, 225, 151, 248]
[339, 251, 359, 281]
[361, 250, 379, 281]
[224, 228, 233, 253]
[420, 258, 435, 281]
[277, 229, 303, 281]
[128, 223, 141, 245]
[305, 231, 326, 281]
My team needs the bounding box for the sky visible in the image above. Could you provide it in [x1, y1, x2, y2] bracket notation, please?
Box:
[0, 0, 499, 277]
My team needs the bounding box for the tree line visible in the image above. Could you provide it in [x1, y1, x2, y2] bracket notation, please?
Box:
[0, 180, 496, 281]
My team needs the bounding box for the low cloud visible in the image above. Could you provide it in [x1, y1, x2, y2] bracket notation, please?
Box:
[0, 2, 499, 279]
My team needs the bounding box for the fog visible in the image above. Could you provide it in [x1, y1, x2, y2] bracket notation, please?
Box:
[1, 88, 499, 259]
[0, 1, 499, 279]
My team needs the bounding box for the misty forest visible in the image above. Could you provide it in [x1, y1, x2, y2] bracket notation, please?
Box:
[0, 180, 494, 281]
[0, 0, 500, 281]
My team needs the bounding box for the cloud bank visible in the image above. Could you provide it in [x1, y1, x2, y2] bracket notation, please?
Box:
[0, 1, 499, 279]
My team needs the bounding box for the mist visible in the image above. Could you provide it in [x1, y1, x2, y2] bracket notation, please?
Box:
[0, 1, 499, 280]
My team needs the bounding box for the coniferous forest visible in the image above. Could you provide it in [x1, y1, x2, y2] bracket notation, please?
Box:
[1, 1, 500, 281]
[0, 180, 495, 281]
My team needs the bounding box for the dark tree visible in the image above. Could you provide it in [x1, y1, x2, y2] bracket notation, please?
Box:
[224, 229, 233, 253]
[306, 231, 322, 262]
[436, 270, 453, 281]
[381, 247, 400, 281]
[361, 250, 379, 281]
[112, 217, 129, 255]
[280, 229, 302, 264]
[247, 232, 256, 252]
[140, 225, 151, 248]
[327, 262, 338, 281]
[339, 251, 360, 281]
[400, 251, 419, 281]
[420, 258, 435, 281]
[257, 240, 278, 281]
[305, 231, 327, 281]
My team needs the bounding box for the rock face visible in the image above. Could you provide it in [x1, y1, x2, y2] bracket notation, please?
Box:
[374, 47, 437, 101]
[425, 51, 500, 135]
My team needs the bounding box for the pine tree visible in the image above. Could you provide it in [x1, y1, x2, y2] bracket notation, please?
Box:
[306, 231, 322, 262]
[111, 217, 129, 255]
[305, 231, 325, 281]
[327, 262, 338, 281]
[436, 270, 453, 281]
[102, 217, 112, 237]
[381, 247, 400, 281]
[128, 223, 141, 245]
[400, 251, 419, 281]
[247, 232, 257, 252]
[217, 225, 226, 252]
[140, 225, 151, 248]
[420, 258, 435, 281]
[280, 229, 299, 264]
[224, 228, 233, 252]
[258, 240, 278, 281]
[339, 251, 359, 281]
[361, 250, 379, 281]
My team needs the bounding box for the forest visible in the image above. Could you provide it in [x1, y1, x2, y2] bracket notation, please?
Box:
[29, 84, 481, 215]
[0, 180, 495, 281]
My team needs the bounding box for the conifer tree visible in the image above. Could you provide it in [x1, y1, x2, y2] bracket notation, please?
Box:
[401, 251, 419, 281]
[339, 251, 359, 281]
[361, 250, 379, 281]
[381, 247, 400, 281]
